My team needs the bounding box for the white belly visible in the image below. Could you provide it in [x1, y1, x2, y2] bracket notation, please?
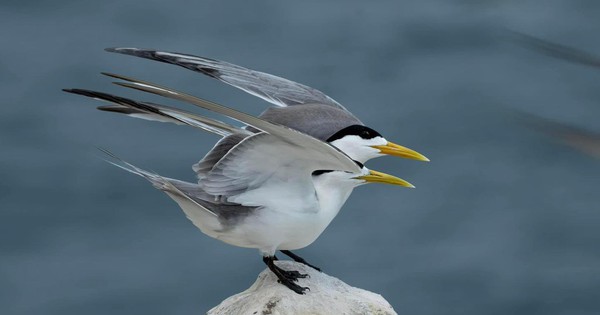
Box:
[168, 171, 356, 256]
[213, 201, 325, 254]
[215, 182, 354, 255]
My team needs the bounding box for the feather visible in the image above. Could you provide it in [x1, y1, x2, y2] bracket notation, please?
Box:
[105, 47, 348, 110]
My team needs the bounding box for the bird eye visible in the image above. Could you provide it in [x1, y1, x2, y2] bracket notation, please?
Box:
[360, 130, 371, 138]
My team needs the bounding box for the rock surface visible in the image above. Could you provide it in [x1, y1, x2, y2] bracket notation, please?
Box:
[207, 261, 397, 315]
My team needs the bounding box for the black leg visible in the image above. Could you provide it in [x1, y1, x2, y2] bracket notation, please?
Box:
[262, 256, 309, 294]
[280, 250, 321, 272]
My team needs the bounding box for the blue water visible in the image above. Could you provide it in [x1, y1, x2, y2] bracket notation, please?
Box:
[2, 1, 599, 314]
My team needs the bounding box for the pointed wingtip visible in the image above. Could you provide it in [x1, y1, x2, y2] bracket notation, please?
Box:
[101, 71, 118, 78]
[96, 146, 116, 158]
[63, 88, 88, 96]
[104, 47, 162, 61]
[105, 47, 135, 54]
[101, 72, 132, 82]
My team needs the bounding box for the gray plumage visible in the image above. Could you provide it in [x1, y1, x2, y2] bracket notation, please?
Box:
[192, 104, 363, 180]
[103, 72, 359, 174]
[64, 89, 363, 180]
[106, 47, 351, 111]
[63, 88, 248, 137]
[99, 49, 368, 173]
[67, 77, 363, 230]
[255, 104, 363, 141]
[65, 89, 260, 227]
[193, 133, 249, 179]
[63, 50, 418, 294]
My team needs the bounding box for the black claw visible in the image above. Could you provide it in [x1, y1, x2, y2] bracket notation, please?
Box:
[281, 270, 308, 281]
[263, 255, 310, 294]
[276, 276, 309, 293]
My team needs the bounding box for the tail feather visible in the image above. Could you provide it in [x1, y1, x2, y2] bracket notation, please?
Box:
[98, 148, 218, 217]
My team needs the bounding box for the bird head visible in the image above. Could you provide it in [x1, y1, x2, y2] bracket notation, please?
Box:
[326, 125, 429, 163]
[312, 161, 414, 188]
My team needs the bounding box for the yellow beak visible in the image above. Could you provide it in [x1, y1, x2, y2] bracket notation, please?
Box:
[355, 170, 415, 188]
[371, 141, 430, 162]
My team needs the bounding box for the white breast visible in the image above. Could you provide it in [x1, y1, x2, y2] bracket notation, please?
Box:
[216, 170, 357, 256]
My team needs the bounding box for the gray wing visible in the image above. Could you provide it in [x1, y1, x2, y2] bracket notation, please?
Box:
[64, 89, 250, 137]
[64, 88, 256, 179]
[106, 48, 348, 110]
[257, 104, 362, 141]
[104, 72, 360, 174]
[167, 178, 258, 225]
[199, 132, 350, 205]
[192, 133, 249, 179]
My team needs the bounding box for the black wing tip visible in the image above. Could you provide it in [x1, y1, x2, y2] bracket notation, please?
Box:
[101, 72, 123, 79]
[63, 88, 93, 96]
[105, 47, 164, 60]
[65, 88, 161, 116]
[101, 72, 138, 84]
[199, 66, 219, 76]
[63, 88, 132, 106]
[96, 105, 135, 114]
[105, 47, 222, 70]
[62, 88, 101, 97]
[105, 47, 143, 54]
[105, 47, 140, 55]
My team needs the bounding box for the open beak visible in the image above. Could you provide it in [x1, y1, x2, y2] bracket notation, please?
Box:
[355, 170, 415, 188]
[371, 142, 429, 162]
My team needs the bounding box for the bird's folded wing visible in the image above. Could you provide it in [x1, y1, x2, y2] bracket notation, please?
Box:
[193, 133, 249, 179]
[200, 132, 347, 199]
[106, 48, 348, 110]
[104, 73, 360, 174]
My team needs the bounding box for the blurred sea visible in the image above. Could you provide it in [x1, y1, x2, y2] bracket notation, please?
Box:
[1, 1, 599, 314]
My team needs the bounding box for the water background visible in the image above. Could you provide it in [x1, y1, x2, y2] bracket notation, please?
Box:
[1, 1, 599, 314]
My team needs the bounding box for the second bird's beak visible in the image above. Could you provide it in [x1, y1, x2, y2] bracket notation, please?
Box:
[355, 170, 415, 188]
[372, 142, 429, 162]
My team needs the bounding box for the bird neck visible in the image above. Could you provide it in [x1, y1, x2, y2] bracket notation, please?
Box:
[312, 177, 355, 226]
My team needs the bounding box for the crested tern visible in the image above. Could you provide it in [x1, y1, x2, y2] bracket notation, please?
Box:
[65, 50, 428, 294]
[64, 74, 415, 294]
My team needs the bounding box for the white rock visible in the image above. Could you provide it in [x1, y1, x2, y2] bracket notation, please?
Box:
[207, 261, 397, 315]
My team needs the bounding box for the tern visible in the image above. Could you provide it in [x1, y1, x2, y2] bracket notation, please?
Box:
[64, 74, 416, 294]
[105, 48, 429, 164]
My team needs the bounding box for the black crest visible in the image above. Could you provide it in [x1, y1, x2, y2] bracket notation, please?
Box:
[326, 125, 382, 142]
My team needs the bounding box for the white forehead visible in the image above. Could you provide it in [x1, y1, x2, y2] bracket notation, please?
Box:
[329, 135, 387, 163]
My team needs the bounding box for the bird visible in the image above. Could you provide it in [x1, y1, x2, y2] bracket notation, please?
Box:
[104, 47, 429, 164]
[64, 73, 416, 294]
[67, 49, 430, 279]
